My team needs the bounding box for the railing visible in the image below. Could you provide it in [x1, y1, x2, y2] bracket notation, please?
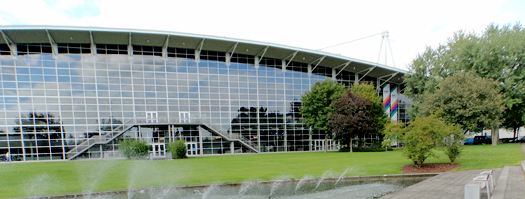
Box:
[193, 117, 259, 153]
[66, 119, 135, 160]
[238, 135, 259, 152]
[104, 118, 135, 140]
[66, 116, 261, 160]
[65, 136, 104, 159]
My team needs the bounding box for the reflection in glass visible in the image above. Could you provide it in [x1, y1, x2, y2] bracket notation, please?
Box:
[0, 44, 407, 161]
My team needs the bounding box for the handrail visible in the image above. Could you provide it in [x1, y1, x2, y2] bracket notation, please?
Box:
[66, 117, 261, 160]
[238, 135, 259, 151]
[195, 119, 259, 153]
[66, 119, 135, 160]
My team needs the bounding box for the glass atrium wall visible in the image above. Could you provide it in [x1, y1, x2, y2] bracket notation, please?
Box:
[0, 42, 406, 161]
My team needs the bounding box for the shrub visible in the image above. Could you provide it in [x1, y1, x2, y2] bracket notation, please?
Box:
[384, 114, 462, 167]
[442, 133, 464, 163]
[167, 139, 187, 159]
[118, 139, 150, 160]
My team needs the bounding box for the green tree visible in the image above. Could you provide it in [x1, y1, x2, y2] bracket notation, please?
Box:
[382, 121, 405, 149]
[300, 78, 345, 152]
[167, 139, 188, 159]
[419, 73, 505, 145]
[351, 82, 389, 141]
[329, 90, 375, 152]
[404, 23, 525, 145]
[118, 139, 151, 160]
[385, 114, 462, 167]
[502, 105, 525, 140]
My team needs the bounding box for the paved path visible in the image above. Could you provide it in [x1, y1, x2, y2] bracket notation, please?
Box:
[501, 143, 525, 199]
[503, 166, 525, 199]
[381, 169, 502, 199]
[381, 143, 525, 199]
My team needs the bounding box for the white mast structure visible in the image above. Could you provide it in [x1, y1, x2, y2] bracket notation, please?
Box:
[318, 31, 399, 120]
[317, 30, 396, 67]
[376, 31, 396, 68]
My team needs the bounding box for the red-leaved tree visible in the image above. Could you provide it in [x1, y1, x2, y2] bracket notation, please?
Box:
[329, 90, 376, 152]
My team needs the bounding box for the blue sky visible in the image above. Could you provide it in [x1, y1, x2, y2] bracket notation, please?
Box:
[0, 0, 523, 71]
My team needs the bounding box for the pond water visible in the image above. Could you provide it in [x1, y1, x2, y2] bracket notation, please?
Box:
[54, 176, 429, 199]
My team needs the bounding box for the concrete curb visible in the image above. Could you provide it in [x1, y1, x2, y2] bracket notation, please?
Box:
[522, 161, 525, 174]
[15, 173, 437, 199]
[491, 166, 509, 199]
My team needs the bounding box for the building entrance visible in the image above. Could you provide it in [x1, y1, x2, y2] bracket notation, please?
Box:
[314, 140, 324, 151]
[313, 139, 335, 151]
[151, 143, 165, 157]
[186, 142, 198, 156]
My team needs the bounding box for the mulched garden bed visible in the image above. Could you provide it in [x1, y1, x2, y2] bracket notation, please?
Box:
[401, 163, 462, 174]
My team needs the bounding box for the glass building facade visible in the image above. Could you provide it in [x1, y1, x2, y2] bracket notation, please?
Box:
[0, 28, 409, 161]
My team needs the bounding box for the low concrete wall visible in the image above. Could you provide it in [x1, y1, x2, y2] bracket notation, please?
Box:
[24, 173, 437, 199]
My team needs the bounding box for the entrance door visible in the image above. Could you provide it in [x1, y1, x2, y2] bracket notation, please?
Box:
[187, 142, 198, 156]
[146, 112, 157, 123]
[314, 140, 325, 151]
[179, 112, 190, 123]
[152, 143, 165, 157]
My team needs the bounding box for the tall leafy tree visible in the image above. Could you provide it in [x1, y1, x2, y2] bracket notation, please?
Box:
[419, 73, 505, 145]
[300, 79, 345, 152]
[329, 90, 375, 152]
[351, 82, 389, 141]
[404, 23, 525, 144]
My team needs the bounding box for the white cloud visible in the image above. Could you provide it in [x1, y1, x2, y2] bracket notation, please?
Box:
[0, 15, 11, 25]
[0, 0, 523, 71]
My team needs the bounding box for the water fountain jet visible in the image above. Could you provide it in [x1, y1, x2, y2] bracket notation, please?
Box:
[314, 170, 333, 190]
[335, 168, 353, 187]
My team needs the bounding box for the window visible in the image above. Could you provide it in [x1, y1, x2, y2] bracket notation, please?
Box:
[167, 47, 195, 59]
[0, 44, 10, 55]
[18, 44, 53, 55]
[96, 44, 128, 55]
[133, 45, 162, 56]
[57, 43, 91, 54]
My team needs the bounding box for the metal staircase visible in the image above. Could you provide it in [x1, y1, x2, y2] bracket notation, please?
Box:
[65, 119, 135, 160]
[197, 121, 259, 153]
[65, 117, 260, 160]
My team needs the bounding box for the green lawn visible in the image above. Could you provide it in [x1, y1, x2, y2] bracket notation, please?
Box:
[0, 143, 522, 198]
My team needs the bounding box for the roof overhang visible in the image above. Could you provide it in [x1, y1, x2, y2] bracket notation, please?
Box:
[0, 25, 407, 84]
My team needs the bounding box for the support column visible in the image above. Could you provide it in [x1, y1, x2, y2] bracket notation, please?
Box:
[256, 62, 261, 152]
[355, 73, 359, 85]
[283, 81, 287, 152]
[128, 33, 133, 59]
[307, 64, 312, 76]
[225, 53, 231, 66]
[257, 108, 261, 152]
[230, 142, 234, 154]
[309, 134, 313, 151]
[199, 126, 203, 155]
[138, 126, 141, 140]
[168, 125, 172, 142]
[284, 125, 287, 152]
[332, 68, 337, 80]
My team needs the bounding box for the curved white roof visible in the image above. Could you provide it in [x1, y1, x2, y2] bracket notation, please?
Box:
[0, 26, 406, 84]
